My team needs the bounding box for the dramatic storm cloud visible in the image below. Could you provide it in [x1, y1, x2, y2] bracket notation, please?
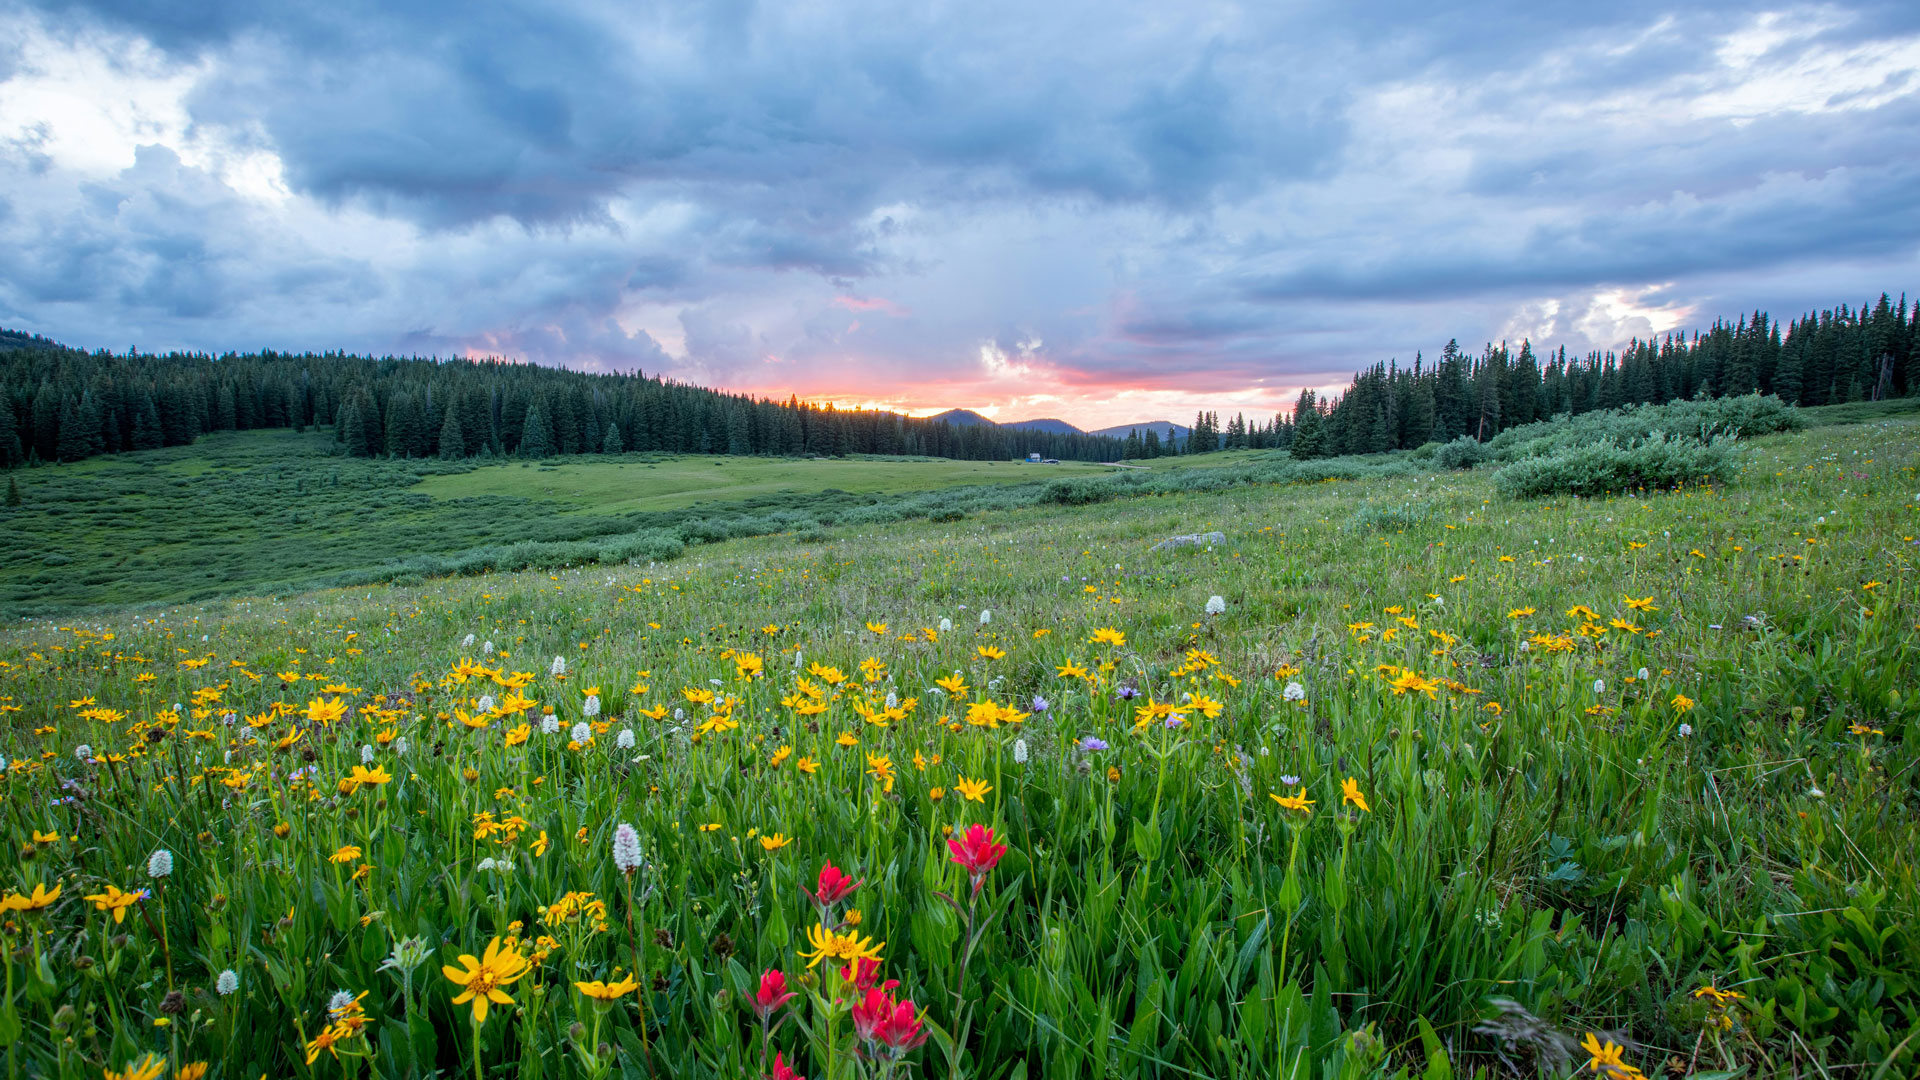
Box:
[3, 0, 1917, 427]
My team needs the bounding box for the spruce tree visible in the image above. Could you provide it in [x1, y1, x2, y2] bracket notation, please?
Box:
[438, 405, 467, 459]
[520, 405, 554, 458]
[4, 476, 17, 505]
[601, 422, 624, 454]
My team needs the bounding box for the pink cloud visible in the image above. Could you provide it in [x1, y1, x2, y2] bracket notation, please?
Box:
[832, 295, 912, 317]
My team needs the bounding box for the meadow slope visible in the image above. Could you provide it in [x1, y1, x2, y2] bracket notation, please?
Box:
[0, 416, 1916, 1079]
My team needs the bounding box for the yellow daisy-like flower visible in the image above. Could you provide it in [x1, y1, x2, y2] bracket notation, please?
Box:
[574, 974, 640, 1001]
[1, 882, 62, 912]
[442, 937, 531, 1024]
[330, 845, 363, 864]
[798, 922, 885, 969]
[954, 776, 992, 802]
[760, 833, 793, 852]
[1089, 627, 1126, 647]
[976, 645, 1007, 661]
[1270, 790, 1315, 816]
[1340, 777, 1369, 813]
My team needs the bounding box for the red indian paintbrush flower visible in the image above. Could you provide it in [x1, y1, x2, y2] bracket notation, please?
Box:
[839, 955, 897, 994]
[851, 988, 930, 1054]
[801, 860, 863, 923]
[754, 968, 797, 1019]
[771, 1050, 805, 1080]
[946, 824, 1008, 896]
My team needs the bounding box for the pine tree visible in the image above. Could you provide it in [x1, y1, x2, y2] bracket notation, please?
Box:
[0, 400, 21, 468]
[602, 422, 624, 454]
[438, 405, 467, 459]
[1290, 390, 1325, 460]
[340, 402, 369, 457]
[520, 405, 554, 458]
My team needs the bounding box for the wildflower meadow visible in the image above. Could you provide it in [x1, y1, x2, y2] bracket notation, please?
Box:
[1, 415, 1916, 1080]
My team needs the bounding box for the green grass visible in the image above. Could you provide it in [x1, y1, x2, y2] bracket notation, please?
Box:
[0, 415, 1915, 1079]
[410, 454, 1117, 515]
[0, 434, 1194, 614]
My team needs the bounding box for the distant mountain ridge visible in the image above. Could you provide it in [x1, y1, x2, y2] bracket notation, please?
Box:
[1089, 420, 1189, 441]
[923, 410, 1188, 443]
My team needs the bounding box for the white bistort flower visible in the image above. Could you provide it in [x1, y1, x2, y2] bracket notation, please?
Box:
[216, 969, 239, 996]
[360, 744, 375, 764]
[583, 694, 601, 717]
[483, 640, 495, 655]
[1593, 679, 1606, 694]
[570, 722, 592, 744]
[612, 823, 643, 874]
[978, 609, 992, 625]
[616, 728, 636, 750]
[939, 618, 953, 632]
[1012, 739, 1028, 764]
[462, 633, 476, 648]
[74, 744, 92, 762]
[1205, 595, 1226, 616]
[147, 848, 174, 879]
[394, 736, 410, 756]
[541, 715, 562, 735]
[550, 656, 567, 677]
[1283, 681, 1307, 702]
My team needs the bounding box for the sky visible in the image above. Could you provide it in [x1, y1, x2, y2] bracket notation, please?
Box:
[2, 1, 1918, 431]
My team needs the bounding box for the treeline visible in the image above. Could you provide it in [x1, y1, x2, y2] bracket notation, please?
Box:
[0, 331, 1124, 467]
[1112, 292, 1918, 459]
[1289, 292, 1918, 457]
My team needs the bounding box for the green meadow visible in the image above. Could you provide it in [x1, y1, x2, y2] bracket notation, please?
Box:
[0, 404, 1916, 1080]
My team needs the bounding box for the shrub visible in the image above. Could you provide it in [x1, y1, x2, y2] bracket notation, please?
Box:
[1493, 433, 1734, 499]
[1490, 394, 1801, 461]
[1433, 436, 1489, 470]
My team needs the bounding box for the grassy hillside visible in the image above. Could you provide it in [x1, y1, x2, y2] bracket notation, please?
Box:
[0, 433, 1154, 613]
[0, 413, 1914, 1078]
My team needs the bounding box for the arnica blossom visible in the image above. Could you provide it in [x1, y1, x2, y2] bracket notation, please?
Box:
[574, 974, 639, 1001]
[1271, 790, 1315, 816]
[760, 833, 792, 852]
[612, 823, 643, 874]
[216, 969, 239, 995]
[954, 777, 992, 802]
[1, 883, 62, 912]
[102, 1053, 166, 1080]
[754, 968, 798, 1018]
[1671, 694, 1695, 713]
[84, 884, 145, 923]
[146, 848, 173, 879]
[442, 936, 531, 1024]
[947, 824, 1008, 896]
[798, 923, 885, 969]
[1341, 777, 1370, 812]
[1579, 1032, 1645, 1079]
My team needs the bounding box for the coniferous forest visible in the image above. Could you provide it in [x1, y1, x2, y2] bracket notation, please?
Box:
[1126, 293, 1919, 457]
[3, 290, 1914, 469]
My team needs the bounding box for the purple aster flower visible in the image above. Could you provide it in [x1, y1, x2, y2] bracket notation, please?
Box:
[1030, 695, 1050, 713]
[1080, 736, 1109, 752]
